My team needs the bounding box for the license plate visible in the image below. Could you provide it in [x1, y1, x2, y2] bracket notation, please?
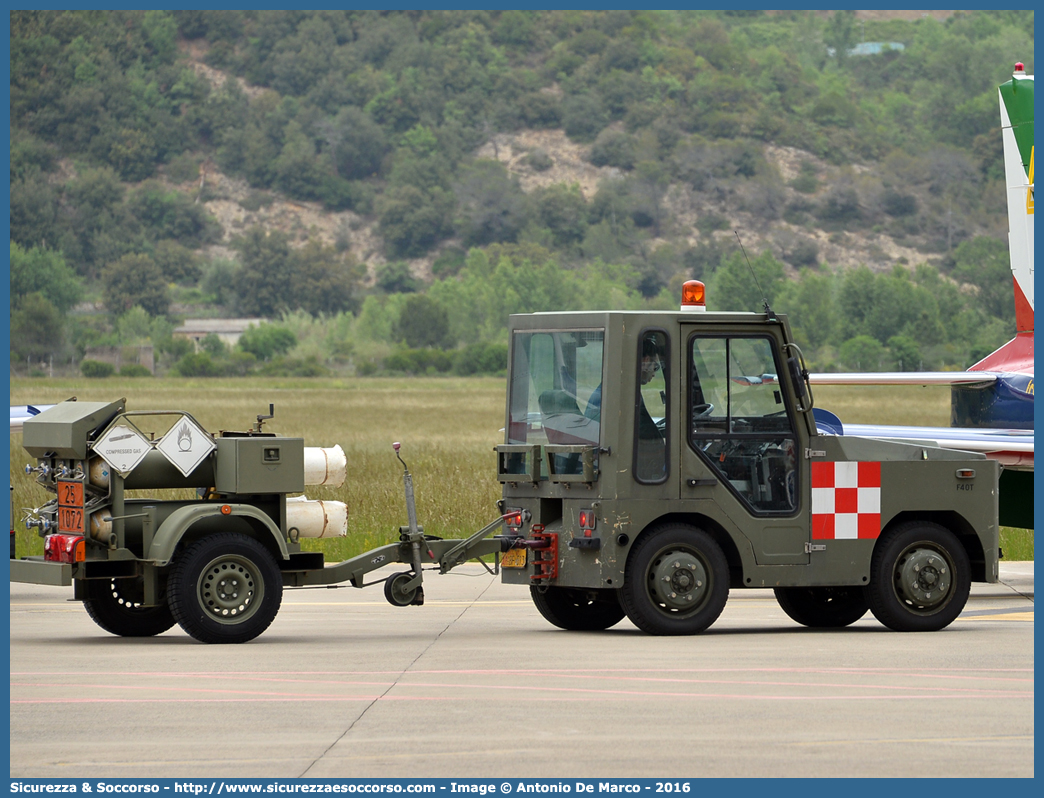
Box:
[502, 548, 527, 568]
[57, 480, 86, 534]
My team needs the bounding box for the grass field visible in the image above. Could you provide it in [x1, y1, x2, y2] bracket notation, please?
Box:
[9, 377, 1032, 561]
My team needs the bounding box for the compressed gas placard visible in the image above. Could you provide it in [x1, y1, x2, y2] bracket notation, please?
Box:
[92, 424, 151, 475]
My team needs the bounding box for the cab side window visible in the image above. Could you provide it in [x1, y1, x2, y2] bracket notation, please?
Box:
[689, 335, 797, 513]
[634, 330, 668, 483]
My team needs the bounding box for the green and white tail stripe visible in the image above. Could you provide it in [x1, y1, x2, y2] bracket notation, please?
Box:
[999, 66, 1034, 327]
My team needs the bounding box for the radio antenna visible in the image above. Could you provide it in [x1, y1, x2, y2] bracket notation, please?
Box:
[734, 230, 775, 319]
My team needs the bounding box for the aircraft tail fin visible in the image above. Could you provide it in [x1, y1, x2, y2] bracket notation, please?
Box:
[999, 63, 1034, 335]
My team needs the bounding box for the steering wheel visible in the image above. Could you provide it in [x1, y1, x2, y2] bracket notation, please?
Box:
[693, 402, 714, 420]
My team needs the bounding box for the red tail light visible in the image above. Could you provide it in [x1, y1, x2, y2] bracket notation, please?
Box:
[44, 534, 85, 564]
[578, 509, 597, 531]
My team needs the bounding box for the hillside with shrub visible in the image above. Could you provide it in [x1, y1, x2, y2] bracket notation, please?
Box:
[9, 9, 1033, 378]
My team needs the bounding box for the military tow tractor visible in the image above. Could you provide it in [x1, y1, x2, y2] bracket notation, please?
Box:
[12, 283, 1001, 642]
[493, 283, 999, 635]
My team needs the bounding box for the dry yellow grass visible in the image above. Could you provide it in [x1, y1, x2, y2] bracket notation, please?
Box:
[10, 378, 1029, 560]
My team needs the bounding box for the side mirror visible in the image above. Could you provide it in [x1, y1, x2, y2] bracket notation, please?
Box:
[787, 357, 807, 402]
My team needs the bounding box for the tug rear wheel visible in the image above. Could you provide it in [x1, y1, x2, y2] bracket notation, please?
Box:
[168, 533, 282, 644]
[83, 577, 176, 637]
[620, 523, 729, 635]
[530, 586, 625, 631]
[773, 586, 868, 628]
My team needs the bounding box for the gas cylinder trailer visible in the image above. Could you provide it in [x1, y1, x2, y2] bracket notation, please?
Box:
[12, 284, 1000, 642]
[11, 402, 509, 643]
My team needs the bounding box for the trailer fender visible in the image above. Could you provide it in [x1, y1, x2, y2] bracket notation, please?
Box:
[147, 504, 288, 566]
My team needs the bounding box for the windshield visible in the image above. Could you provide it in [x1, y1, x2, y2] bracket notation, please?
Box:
[507, 329, 604, 447]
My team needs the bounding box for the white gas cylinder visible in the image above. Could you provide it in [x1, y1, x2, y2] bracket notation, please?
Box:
[286, 495, 348, 538]
[303, 445, 347, 488]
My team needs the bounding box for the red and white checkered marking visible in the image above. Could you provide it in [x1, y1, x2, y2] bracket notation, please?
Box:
[811, 461, 881, 540]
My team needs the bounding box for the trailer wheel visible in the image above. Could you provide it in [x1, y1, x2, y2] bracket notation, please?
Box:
[867, 522, 970, 632]
[773, 586, 868, 628]
[168, 533, 282, 644]
[83, 578, 176, 637]
[620, 524, 729, 635]
[384, 571, 424, 606]
[530, 586, 625, 631]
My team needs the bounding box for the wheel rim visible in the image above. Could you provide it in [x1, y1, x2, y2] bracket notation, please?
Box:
[387, 573, 416, 605]
[646, 546, 710, 617]
[196, 555, 264, 624]
[892, 542, 955, 613]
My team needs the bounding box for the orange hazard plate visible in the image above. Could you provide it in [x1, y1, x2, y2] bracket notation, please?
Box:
[502, 548, 527, 568]
[57, 480, 86, 534]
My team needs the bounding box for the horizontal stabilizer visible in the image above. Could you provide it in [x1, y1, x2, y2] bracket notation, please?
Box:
[808, 372, 997, 387]
[835, 422, 1033, 470]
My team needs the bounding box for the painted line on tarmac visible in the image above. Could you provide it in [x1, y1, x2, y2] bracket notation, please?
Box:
[11, 673, 1032, 702]
[127, 670, 1033, 696]
[11, 666, 1034, 677]
[785, 733, 1033, 747]
[959, 608, 1033, 620]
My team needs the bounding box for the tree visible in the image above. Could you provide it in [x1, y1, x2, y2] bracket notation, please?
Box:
[238, 324, 297, 361]
[235, 227, 294, 317]
[101, 254, 170, 316]
[949, 237, 1014, 324]
[11, 293, 64, 362]
[536, 183, 588, 247]
[377, 185, 455, 258]
[397, 295, 452, 349]
[710, 250, 785, 312]
[292, 240, 365, 315]
[115, 307, 154, 344]
[151, 240, 201, 284]
[200, 333, 227, 358]
[323, 106, 388, 180]
[273, 121, 325, 200]
[10, 170, 60, 250]
[839, 335, 885, 371]
[778, 270, 837, 349]
[453, 159, 528, 246]
[376, 262, 421, 294]
[589, 129, 636, 170]
[109, 127, 159, 181]
[561, 94, 609, 142]
[824, 10, 856, 66]
[10, 242, 81, 313]
[888, 335, 922, 372]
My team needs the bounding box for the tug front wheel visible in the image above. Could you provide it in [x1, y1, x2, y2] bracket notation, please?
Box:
[530, 586, 625, 631]
[168, 533, 282, 644]
[83, 577, 176, 637]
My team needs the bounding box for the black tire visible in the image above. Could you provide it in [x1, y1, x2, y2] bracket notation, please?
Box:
[82, 577, 176, 637]
[384, 571, 423, 606]
[620, 524, 729, 635]
[866, 522, 971, 632]
[773, 586, 868, 628]
[168, 533, 282, 644]
[530, 586, 625, 631]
